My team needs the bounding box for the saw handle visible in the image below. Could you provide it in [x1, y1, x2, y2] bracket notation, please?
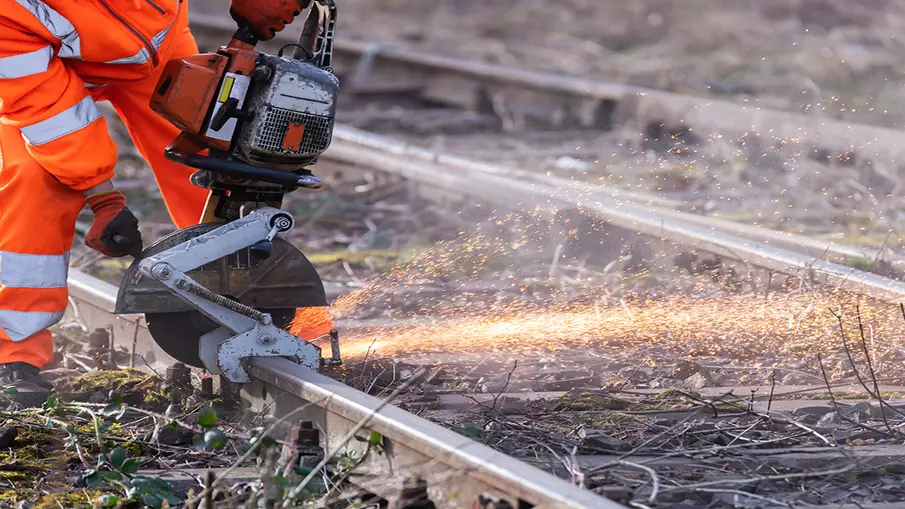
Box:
[165, 149, 323, 189]
[229, 25, 260, 48]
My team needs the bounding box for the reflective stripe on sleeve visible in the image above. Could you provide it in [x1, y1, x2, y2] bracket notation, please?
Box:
[0, 251, 69, 289]
[19, 96, 101, 146]
[0, 45, 52, 79]
[13, 0, 82, 59]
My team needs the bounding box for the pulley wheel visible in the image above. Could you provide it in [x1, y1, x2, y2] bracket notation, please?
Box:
[146, 308, 296, 368]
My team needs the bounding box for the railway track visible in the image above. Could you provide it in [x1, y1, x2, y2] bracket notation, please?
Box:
[55, 9, 905, 508]
[65, 269, 905, 509]
[65, 270, 619, 508]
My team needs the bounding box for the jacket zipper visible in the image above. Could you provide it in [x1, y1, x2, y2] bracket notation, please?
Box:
[145, 0, 166, 15]
[96, 0, 159, 66]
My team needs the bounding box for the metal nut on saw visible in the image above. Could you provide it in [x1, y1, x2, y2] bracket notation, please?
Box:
[270, 213, 294, 232]
[151, 263, 173, 280]
[257, 334, 274, 345]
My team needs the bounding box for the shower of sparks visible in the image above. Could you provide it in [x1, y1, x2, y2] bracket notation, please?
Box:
[294, 208, 905, 381]
[336, 291, 905, 371]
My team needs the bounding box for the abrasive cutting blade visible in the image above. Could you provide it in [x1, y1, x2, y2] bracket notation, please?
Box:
[146, 308, 296, 368]
[116, 222, 328, 368]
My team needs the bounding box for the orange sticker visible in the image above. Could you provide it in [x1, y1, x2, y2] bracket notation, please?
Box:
[283, 123, 306, 151]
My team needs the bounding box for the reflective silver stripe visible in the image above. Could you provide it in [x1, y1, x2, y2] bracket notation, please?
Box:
[151, 25, 171, 48]
[85, 83, 108, 89]
[0, 251, 69, 289]
[0, 310, 65, 341]
[13, 0, 82, 59]
[20, 96, 101, 146]
[105, 24, 171, 65]
[106, 48, 150, 65]
[0, 45, 52, 79]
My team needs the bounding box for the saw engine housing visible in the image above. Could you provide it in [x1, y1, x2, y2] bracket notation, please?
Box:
[236, 54, 338, 169]
[116, 2, 342, 380]
[150, 0, 338, 188]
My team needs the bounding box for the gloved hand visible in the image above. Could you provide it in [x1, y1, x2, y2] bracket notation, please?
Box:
[84, 190, 143, 258]
[230, 0, 312, 41]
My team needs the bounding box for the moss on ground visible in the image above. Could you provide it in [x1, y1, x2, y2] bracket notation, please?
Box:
[555, 391, 634, 412]
[643, 388, 700, 409]
[582, 412, 648, 432]
[56, 369, 169, 408]
[33, 489, 114, 509]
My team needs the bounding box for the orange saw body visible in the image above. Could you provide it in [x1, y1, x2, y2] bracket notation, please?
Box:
[114, 1, 342, 381]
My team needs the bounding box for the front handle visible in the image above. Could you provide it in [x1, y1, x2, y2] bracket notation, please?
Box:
[165, 149, 323, 189]
[228, 25, 259, 49]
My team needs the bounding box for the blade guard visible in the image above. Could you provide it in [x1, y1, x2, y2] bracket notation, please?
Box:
[115, 223, 328, 316]
[116, 209, 328, 381]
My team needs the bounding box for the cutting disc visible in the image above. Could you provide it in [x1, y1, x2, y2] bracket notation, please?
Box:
[116, 223, 329, 368]
[146, 308, 296, 368]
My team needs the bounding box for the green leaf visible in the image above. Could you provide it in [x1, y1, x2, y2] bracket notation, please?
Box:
[96, 494, 120, 508]
[456, 423, 484, 438]
[41, 394, 58, 413]
[141, 494, 164, 509]
[108, 446, 127, 470]
[1, 386, 18, 396]
[101, 402, 126, 419]
[197, 406, 217, 428]
[128, 476, 179, 509]
[83, 469, 101, 486]
[102, 471, 124, 484]
[121, 458, 140, 475]
[108, 391, 124, 405]
[203, 428, 227, 450]
[368, 431, 383, 447]
[129, 475, 164, 492]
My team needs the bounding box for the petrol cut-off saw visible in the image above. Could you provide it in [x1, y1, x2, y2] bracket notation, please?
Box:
[114, 1, 341, 382]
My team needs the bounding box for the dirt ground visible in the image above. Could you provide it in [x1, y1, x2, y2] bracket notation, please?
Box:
[337, 0, 905, 129]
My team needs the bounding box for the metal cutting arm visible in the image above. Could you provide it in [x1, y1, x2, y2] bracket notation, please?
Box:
[137, 207, 322, 382]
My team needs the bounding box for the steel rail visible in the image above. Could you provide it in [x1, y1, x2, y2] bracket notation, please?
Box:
[65, 270, 621, 509]
[247, 357, 615, 508]
[329, 125, 894, 265]
[325, 126, 905, 304]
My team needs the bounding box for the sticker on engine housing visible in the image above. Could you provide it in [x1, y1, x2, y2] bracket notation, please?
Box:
[205, 72, 251, 142]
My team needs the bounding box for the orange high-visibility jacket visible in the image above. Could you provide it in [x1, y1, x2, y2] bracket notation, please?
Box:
[0, 0, 186, 191]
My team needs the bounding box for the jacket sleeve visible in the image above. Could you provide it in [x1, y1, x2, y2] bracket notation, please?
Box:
[0, 13, 118, 191]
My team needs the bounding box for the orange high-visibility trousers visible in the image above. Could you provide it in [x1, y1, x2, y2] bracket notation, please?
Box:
[0, 25, 208, 369]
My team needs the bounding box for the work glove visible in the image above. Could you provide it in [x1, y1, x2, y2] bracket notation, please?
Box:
[230, 0, 312, 41]
[84, 190, 143, 258]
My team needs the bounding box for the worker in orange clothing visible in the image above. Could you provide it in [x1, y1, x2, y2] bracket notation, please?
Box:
[0, 0, 315, 405]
